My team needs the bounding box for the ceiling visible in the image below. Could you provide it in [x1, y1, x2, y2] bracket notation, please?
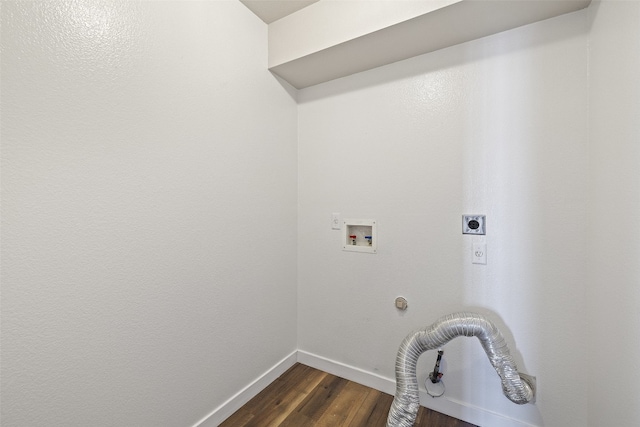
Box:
[240, 0, 320, 24]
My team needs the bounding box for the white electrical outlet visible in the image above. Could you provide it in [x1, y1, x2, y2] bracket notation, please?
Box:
[331, 213, 341, 230]
[472, 243, 487, 264]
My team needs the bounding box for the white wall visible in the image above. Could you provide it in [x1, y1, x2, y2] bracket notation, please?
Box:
[3, 2, 639, 427]
[297, 9, 590, 427]
[0, 2, 297, 426]
[588, 1, 640, 426]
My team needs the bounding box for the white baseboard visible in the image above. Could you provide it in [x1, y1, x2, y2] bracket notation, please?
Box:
[194, 349, 537, 427]
[297, 350, 538, 427]
[296, 350, 396, 395]
[193, 351, 297, 427]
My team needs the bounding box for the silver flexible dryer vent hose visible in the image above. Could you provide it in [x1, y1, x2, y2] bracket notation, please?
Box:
[386, 312, 535, 427]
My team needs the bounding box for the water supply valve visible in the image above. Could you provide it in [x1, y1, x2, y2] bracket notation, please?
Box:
[342, 219, 377, 253]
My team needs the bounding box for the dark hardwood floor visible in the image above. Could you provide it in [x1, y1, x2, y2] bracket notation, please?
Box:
[220, 363, 477, 427]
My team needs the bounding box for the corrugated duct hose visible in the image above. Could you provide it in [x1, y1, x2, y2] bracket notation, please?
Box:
[386, 312, 536, 427]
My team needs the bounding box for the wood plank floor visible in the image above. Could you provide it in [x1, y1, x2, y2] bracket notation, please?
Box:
[220, 363, 477, 427]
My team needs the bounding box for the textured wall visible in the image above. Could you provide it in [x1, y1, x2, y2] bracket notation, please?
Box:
[0, 2, 297, 426]
[3, 2, 638, 427]
[297, 10, 589, 427]
[588, 1, 640, 426]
